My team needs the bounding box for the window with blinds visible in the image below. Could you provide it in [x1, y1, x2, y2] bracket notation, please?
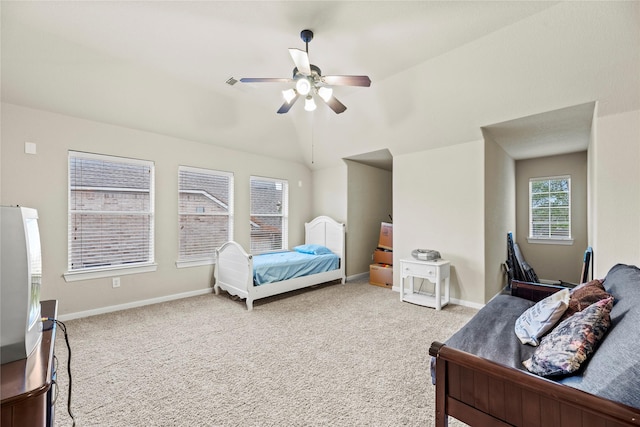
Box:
[529, 175, 571, 241]
[178, 166, 234, 265]
[250, 176, 288, 254]
[68, 151, 155, 274]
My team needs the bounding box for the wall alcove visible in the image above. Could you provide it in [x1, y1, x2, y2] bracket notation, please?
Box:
[483, 102, 594, 295]
[344, 149, 393, 277]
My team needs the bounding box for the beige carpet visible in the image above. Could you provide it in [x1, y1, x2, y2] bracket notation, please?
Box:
[54, 277, 476, 426]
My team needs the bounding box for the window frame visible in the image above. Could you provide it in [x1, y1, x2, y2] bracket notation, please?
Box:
[249, 176, 289, 254]
[64, 151, 157, 282]
[528, 175, 573, 245]
[176, 166, 234, 268]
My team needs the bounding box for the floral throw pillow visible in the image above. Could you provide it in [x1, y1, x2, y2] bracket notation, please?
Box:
[523, 297, 613, 377]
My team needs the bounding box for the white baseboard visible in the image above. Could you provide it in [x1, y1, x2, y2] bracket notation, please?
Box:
[390, 286, 484, 310]
[57, 288, 213, 322]
[347, 272, 369, 282]
[449, 298, 484, 310]
[57, 281, 485, 322]
[59, 273, 377, 321]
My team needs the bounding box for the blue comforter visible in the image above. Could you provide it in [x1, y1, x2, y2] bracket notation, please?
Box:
[253, 251, 339, 285]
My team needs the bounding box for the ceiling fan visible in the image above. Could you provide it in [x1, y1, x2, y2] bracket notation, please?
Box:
[240, 29, 371, 114]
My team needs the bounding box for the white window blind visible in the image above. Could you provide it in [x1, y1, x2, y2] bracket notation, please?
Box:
[68, 151, 155, 273]
[250, 176, 288, 254]
[529, 175, 571, 240]
[178, 166, 234, 264]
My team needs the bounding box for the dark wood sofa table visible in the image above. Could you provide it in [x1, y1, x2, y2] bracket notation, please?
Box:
[1, 300, 58, 427]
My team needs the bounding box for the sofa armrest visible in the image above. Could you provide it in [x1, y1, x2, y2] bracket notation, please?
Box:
[511, 280, 566, 302]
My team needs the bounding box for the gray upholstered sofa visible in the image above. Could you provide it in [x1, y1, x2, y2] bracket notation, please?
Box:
[430, 263, 640, 427]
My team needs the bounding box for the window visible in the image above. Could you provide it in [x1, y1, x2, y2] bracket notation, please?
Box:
[529, 175, 572, 243]
[65, 151, 156, 281]
[178, 166, 234, 266]
[250, 176, 288, 253]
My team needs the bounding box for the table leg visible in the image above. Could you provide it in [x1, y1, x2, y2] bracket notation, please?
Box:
[444, 276, 450, 306]
[435, 273, 441, 310]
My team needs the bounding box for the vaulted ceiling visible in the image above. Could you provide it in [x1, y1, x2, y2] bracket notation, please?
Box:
[2, 1, 638, 170]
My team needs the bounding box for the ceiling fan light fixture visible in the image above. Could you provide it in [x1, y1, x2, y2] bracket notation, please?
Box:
[304, 96, 317, 111]
[296, 78, 312, 96]
[282, 88, 297, 103]
[317, 86, 333, 102]
[239, 29, 371, 114]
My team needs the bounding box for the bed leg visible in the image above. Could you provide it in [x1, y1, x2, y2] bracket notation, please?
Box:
[435, 356, 447, 427]
[213, 284, 220, 295]
[246, 299, 254, 311]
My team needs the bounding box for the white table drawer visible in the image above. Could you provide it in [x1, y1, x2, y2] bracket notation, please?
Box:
[403, 262, 437, 279]
[401, 260, 449, 279]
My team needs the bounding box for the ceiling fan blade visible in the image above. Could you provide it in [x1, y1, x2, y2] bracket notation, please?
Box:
[289, 48, 311, 75]
[322, 75, 371, 87]
[322, 95, 347, 114]
[277, 95, 299, 114]
[239, 77, 293, 83]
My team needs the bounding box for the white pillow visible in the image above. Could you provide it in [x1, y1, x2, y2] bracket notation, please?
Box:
[514, 288, 570, 346]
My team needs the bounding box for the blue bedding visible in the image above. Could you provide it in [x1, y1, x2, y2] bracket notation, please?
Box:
[253, 251, 339, 285]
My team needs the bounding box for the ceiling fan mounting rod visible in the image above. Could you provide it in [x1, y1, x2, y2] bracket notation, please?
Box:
[300, 29, 313, 53]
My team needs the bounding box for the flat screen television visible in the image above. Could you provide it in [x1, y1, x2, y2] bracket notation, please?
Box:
[1, 206, 43, 364]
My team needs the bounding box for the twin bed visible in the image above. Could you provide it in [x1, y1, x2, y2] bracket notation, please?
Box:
[213, 216, 346, 310]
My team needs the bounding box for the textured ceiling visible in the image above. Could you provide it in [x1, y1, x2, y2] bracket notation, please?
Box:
[2, 1, 638, 170]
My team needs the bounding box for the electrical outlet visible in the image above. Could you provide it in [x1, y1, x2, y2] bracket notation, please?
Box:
[112, 277, 121, 288]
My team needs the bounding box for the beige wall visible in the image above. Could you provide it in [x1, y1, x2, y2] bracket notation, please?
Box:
[515, 151, 588, 282]
[589, 109, 640, 276]
[311, 163, 347, 224]
[1, 103, 313, 316]
[483, 135, 516, 301]
[345, 160, 392, 277]
[394, 140, 485, 305]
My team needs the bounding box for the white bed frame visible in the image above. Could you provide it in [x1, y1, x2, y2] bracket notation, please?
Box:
[213, 216, 346, 310]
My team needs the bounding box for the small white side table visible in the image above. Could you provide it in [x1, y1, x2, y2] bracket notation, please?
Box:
[400, 258, 451, 310]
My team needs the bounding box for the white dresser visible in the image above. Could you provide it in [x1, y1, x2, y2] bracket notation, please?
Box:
[399, 258, 451, 310]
